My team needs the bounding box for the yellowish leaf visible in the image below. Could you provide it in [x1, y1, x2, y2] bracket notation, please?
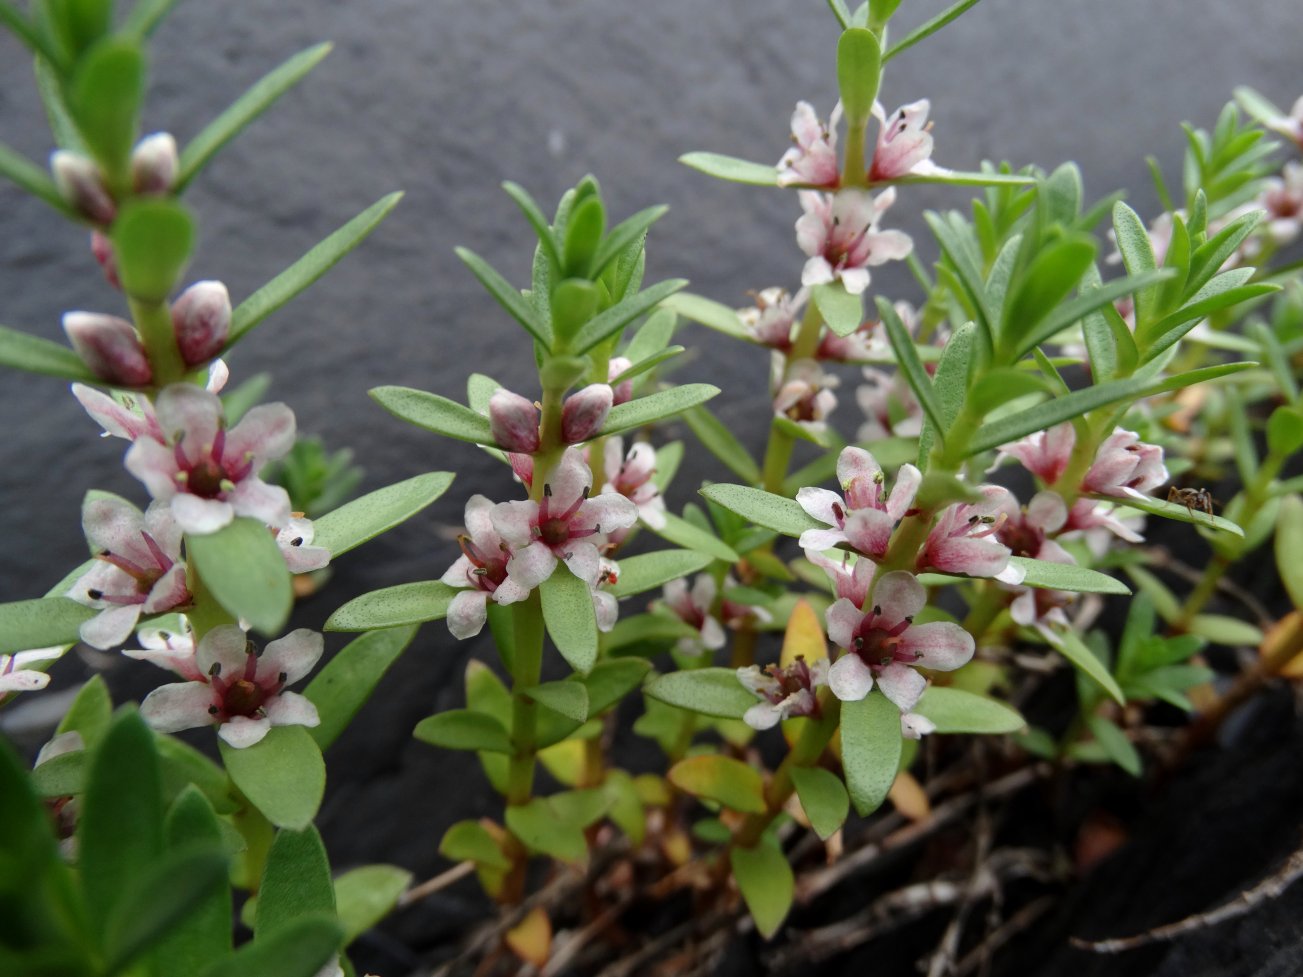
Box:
[780, 598, 827, 667]
[505, 906, 552, 968]
[888, 770, 930, 822]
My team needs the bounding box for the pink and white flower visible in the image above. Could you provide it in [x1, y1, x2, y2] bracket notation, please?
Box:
[1256, 162, 1303, 250]
[738, 287, 805, 350]
[124, 621, 202, 680]
[773, 359, 839, 433]
[602, 437, 666, 530]
[73, 384, 163, 441]
[868, 100, 940, 181]
[125, 384, 295, 535]
[1081, 429, 1168, 499]
[825, 570, 974, 707]
[276, 515, 331, 573]
[491, 449, 638, 596]
[0, 647, 65, 694]
[561, 384, 614, 444]
[1062, 498, 1146, 548]
[901, 711, 937, 739]
[737, 657, 829, 730]
[608, 357, 634, 405]
[857, 366, 924, 441]
[796, 189, 913, 295]
[69, 495, 190, 649]
[593, 558, 621, 633]
[171, 281, 231, 368]
[51, 150, 116, 224]
[139, 625, 322, 748]
[130, 132, 178, 195]
[663, 575, 726, 654]
[777, 101, 841, 188]
[995, 423, 1076, 485]
[720, 575, 775, 631]
[63, 312, 153, 387]
[917, 486, 1025, 584]
[993, 491, 1075, 627]
[489, 389, 541, 454]
[441, 495, 513, 638]
[1264, 95, 1303, 148]
[797, 446, 922, 559]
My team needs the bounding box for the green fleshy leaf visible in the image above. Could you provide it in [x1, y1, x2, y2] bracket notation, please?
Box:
[220, 726, 325, 830]
[227, 192, 403, 347]
[112, 198, 196, 303]
[964, 362, 1256, 456]
[368, 386, 496, 444]
[304, 626, 418, 750]
[1084, 714, 1141, 776]
[1009, 557, 1130, 595]
[678, 151, 778, 187]
[839, 693, 901, 816]
[325, 581, 456, 632]
[622, 307, 677, 362]
[660, 291, 750, 340]
[540, 566, 598, 674]
[1042, 626, 1125, 704]
[455, 246, 552, 348]
[569, 278, 689, 354]
[103, 847, 229, 976]
[1094, 492, 1244, 536]
[1143, 278, 1279, 360]
[592, 205, 667, 280]
[669, 754, 766, 813]
[79, 709, 164, 940]
[608, 549, 714, 599]
[522, 680, 589, 723]
[913, 687, 1026, 734]
[0, 4, 64, 64]
[926, 210, 997, 339]
[156, 733, 237, 815]
[0, 596, 93, 655]
[790, 767, 849, 841]
[811, 281, 864, 338]
[69, 37, 144, 176]
[882, 0, 980, 61]
[504, 798, 589, 863]
[1111, 201, 1159, 327]
[1278, 496, 1303, 610]
[311, 471, 453, 557]
[256, 826, 336, 941]
[413, 710, 513, 754]
[882, 168, 1035, 188]
[186, 517, 292, 636]
[1187, 614, 1263, 648]
[57, 675, 111, 747]
[579, 659, 652, 715]
[157, 788, 233, 977]
[650, 511, 740, 562]
[196, 915, 342, 977]
[502, 181, 562, 273]
[697, 484, 821, 537]
[562, 194, 605, 278]
[643, 667, 754, 719]
[123, 0, 184, 37]
[730, 843, 794, 939]
[176, 44, 332, 191]
[0, 142, 73, 215]
[918, 320, 975, 466]
[682, 405, 761, 483]
[600, 383, 720, 437]
[878, 296, 946, 438]
[440, 820, 511, 871]
[334, 865, 412, 945]
[836, 28, 881, 126]
[603, 612, 697, 652]
[611, 345, 685, 386]
[1001, 235, 1098, 356]
[1046, 271, 1170, 367]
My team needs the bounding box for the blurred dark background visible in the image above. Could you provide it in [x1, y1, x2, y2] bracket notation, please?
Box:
[2, 1, 1301, 974]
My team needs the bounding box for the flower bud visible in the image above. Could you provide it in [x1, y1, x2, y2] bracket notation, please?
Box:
[607, 357, 633, 405]
[131, 132, 179, 195]
[63, 312, 152, 386]
[489, 389, 541, 453]
[90, 231, 121, 289]
[171, 280, 231, 366]
[561, 383, 613, 444]
[51, 151, 116, 225]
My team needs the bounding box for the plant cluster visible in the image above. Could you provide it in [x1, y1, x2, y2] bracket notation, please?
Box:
[2, 0, 1302, 974]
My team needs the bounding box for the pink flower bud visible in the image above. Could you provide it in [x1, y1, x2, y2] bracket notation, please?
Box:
[51, 151, 116, 225]
[63, 312, 153, 386]
[489, 389, 541, 453]
[90, 231, 121, 289]
[131, 132, 179, 195]
[170, 280, 231, 366]
[607, 357, 634, 405]
[561, 383, 613, 444]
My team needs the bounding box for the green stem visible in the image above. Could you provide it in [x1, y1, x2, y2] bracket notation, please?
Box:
[506, 591, 545, 807]
[759, 304, 826, 495]
[843, 122, 868, 188]
[129, 296, 186, 388]
[961, 581, 1009, 644]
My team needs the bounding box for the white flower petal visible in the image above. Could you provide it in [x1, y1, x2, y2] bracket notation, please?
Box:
[828, 653, 874, 701]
